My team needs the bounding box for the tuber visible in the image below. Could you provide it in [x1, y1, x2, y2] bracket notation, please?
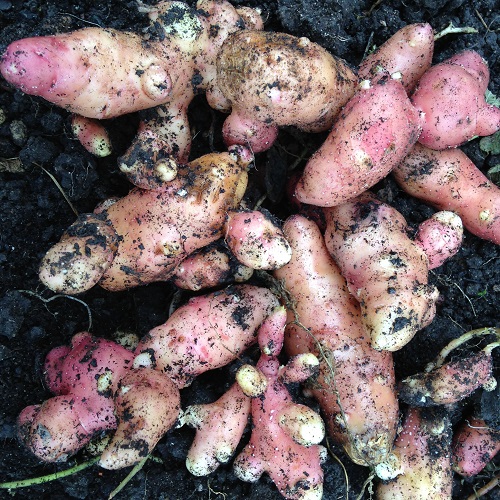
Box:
[233, 306, 326, 500]
[323, 193, 442, 351]
[411, 50, 500, 150]
[358, 23, 434, 92]
[294, 77, 422, 207]
[225, 209, 292, 270]
[274, 215, 399, 469]
[133, 284, 280, 388]
[376, 407, 453, 498]
[210, 29, 357, 152]
[399, 344, 497, 407]
[99, 368, 181, 469]
[394, 143, 500, 245]
[18, 332, 135, 463]
[39, 147, 251, 293]
[183, 382, 251, 476]
[172, 243, 253, 291]
[452, 418, 500, 477]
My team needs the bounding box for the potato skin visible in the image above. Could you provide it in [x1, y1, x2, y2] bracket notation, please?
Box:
[214, 30, 357, 152]
[377, 408, 452, 499]
[394, 143, 500, 245]
[399, 350, 494, 406]
[135, 285, 280, 388]
[274, 215, 398, 467]
[294, 78, 422, 207]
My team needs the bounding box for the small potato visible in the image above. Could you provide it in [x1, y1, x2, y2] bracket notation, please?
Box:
[452, 418, 500, 477]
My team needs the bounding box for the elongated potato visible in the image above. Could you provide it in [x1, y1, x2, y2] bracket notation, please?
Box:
[394, 143, 500, 245]
[274, 215, 398, 468]
[294, 78, 422, 207]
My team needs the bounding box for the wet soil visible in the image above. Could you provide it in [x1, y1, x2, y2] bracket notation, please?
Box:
[0, 0, 499, 499]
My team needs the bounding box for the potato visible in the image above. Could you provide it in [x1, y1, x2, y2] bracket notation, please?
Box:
[452, 418, 500, 477]
[411, 50, 500, 150]
[359, 23, 434, 92]
[376, 408, 452, 499]
[212, 30, 357, 152]
[294, 78, 422, 207]
[274, 215, 398, 468]
[394, 143, 500, 244]
[323, 193, 439, 351]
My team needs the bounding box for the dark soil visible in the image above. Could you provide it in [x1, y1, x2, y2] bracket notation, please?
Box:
[0, 0, 499, 499]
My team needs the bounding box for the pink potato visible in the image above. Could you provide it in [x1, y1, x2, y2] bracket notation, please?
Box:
[211, 30, 357, 152]
[99, 368, 181, 469]
[234, 307, 326, 500]
[394, 143, 500, 244]
[18, 332, 134, 462]
[172, 243, 253, 291]
[324, 193, 439, 351]
[39, 148, 251, 293]
[399, 348, 495, 406]
[133, 285, 280, 388]
[413, 211, 463, 269]
[294, 77, 422, 207]
[274, 215, 398, 468]
[411, 50, 500, 150]
[183, 382, 251, 476]
[376, 407, 452, 499]
[359, 23, 434, 92]
[225, 209, 292, 270]
[452, 418, 500, 477]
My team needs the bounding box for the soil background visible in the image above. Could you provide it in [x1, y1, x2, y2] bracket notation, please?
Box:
[0, 0, 499, 499]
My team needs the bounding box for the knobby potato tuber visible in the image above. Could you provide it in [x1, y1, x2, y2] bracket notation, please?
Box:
[394, 143, 500, 245]
[376, 407, 453, 499]
[411, 50, 500, 150]
[133, 285, 280, 388]
[39, 147, 251, 294]
[452, 418, 500, 477]
[323, 192, 461, 351]
[225, 209, 292, 270]
[99, 367, 181, 469]
[398, 344, 497, 406]
[183, 382, 251, 476]
[0, 0, 263, 188]
[294, 77, 423, 207]
[274, 215, 399, 470]
[234, 306, 327, 500]
[210, 30, 357, 153]
[18, 332, 135, 463]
